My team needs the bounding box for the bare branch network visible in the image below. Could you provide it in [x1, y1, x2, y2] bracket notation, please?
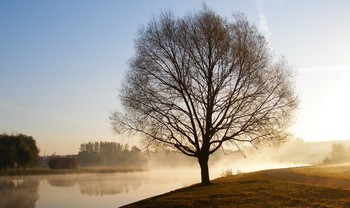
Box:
[111, 8, 297, 166]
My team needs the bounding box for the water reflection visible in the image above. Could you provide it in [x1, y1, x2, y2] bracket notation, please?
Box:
[0, 177, 39, 208]
[78, 175, 142, 196]
[0, 169, 200, 207]
[47, 177, 77, 187]
[44, 174, 143, 196]
[0, 166, 295, 207]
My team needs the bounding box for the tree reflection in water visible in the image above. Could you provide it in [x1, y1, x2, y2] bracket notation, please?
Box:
[0, 170, 200, 207]
[79, 175, 143, 196]
[0, 177, 39, 208]
[47, 177, 78, 187]
[46, 174, 142, 196]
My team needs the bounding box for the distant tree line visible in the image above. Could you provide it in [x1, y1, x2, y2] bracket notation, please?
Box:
[0, 133, 40, 170]
[41, 140, 253, 169]
[77, 141, 147, 167]
[76, 141, 245, 168]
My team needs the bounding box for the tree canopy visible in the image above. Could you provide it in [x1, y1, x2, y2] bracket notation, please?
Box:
[77, 141, 146, 167]
[111, 7, 298, 184]
[0, 133, 40, 170]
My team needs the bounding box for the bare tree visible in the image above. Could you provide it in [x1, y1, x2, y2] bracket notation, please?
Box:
[111, 7, 298, 184]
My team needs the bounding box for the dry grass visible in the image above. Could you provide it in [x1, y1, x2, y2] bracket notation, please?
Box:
[123, 164, 350, 208]
[291, 163, 350, 180]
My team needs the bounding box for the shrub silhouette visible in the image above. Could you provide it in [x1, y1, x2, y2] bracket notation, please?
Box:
[48, 157, 78, 169]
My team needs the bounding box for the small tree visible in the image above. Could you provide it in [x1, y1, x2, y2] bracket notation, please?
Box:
[324, 143, 350, 163]
[111, 7, 298, 184]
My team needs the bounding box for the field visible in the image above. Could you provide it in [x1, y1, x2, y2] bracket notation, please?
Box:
[123, 164, 350, 208]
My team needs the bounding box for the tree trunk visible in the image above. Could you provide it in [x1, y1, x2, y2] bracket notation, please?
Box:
[198, 155, 210, 185]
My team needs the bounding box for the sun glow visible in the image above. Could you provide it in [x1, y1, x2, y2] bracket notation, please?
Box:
[292, 66, 350, 141]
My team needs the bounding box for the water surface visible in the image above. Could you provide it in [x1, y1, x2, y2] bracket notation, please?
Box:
[0, 163, 300, 208]
[0, 169, 201, 208]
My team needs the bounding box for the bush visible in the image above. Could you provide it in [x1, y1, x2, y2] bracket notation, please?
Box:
[48, 157, 78, 169]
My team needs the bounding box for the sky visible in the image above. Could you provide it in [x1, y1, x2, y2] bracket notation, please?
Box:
[1, 0, 350, 155]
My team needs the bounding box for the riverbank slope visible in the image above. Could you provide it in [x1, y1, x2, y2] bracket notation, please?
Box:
[123, 164, 350, 208]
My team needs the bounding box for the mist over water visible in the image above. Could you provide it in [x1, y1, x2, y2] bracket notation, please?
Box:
[0, 177, 39, 208]
[0, 170, 200, 208]
[0, 166, 279, 208]
[0, 139, 338, 207]
[0, 165, 303, 208]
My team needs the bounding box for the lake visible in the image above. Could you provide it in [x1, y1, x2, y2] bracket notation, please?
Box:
[0, 168, 210, 208]
[0, 163, 300, 208]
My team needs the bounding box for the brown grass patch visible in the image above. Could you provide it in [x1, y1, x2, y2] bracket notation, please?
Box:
[123, 165, 350, 208]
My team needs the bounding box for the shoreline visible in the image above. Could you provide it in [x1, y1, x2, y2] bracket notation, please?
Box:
[121, 164, 350, 208]
[0, 167, 147, 177]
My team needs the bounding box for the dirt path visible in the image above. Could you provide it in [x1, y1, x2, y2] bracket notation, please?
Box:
[263, 168, 350, 190]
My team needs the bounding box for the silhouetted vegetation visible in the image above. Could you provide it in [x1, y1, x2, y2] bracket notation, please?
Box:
[48, 156, 78, 169]
[111, 6, 298, 184]
[76, 141, 229, 168]
[0, 133, 39, 171]
[77, 141, 147, 167]
[323, 143, 350, 163]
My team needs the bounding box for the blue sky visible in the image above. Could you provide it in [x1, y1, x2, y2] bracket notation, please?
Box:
[1, 0, 350, 155]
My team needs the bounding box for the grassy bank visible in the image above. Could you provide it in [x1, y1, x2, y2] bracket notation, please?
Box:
[123, 164, 350, 208]
[0, 167, 146, 176]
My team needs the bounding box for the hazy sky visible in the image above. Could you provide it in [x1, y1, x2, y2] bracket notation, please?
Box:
[1, 0, 350, 155]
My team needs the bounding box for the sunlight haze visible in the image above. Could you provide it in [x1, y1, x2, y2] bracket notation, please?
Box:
[1, 0, 350, 155]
